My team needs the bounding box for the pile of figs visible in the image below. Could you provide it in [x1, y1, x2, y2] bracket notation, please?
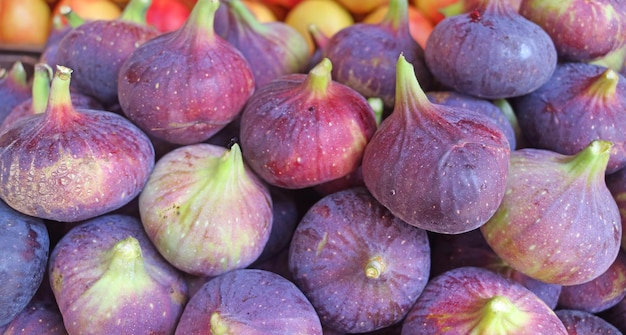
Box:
[1, 0, 626, 333]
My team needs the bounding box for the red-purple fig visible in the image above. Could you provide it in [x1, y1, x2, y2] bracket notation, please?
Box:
[556, 309, 623, 335]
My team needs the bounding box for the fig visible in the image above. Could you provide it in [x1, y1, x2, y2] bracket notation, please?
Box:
[512, 62, 626, 174]
[424, 0, 557, 99]
[0, 61, 31, 125]
[221, 0, 310, 89]
[288, 187, 431, 333]
[606, 166, 626, 251]
[401, 266, 567, 334]
[599, 297, 626, 332]
[0, 200, 49, 328]
[118, 0, 255, 145]
[239, 58, 378, 189]
[362, 54, 510, 234]
[139, 142, 273, 277]
[1, 292, 67, 335]
[0, 66, 155, 222]
[481, 140, 622, 286]
[519, 0, 626, 62]
[48, 214, 188, 335]
[323, 0, 432, 109]
[555, 309, 623, 335]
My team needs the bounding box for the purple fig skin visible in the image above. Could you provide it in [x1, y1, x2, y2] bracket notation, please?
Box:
[118, 0, 255, 145]
[0, 200, 49, 328]
[555, 309, 623, 335]
[556, 251, 626, 314]
[288, 187, 431, 334]
[400, 266, 568, 335]
[599, 296, 626, 332]
[0, 62, 31, 124]
[175, 269, 323, 335]
[48, 214, 188, 335]
[240, 58, 378, 189]
[1, 296, 68, 335]
[139, 143, 273, 277]
[0, 66, 155, 222]
[481, 140, 622, 286]
[519, 0, 626, 62]
[606, 166, 626, 251]
[362, 55, 510, 234]
[425, 0, 557, 99]
[512, 62, 626, 174]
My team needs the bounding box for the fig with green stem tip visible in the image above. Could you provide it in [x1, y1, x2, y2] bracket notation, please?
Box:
[0, 61, 31, 124]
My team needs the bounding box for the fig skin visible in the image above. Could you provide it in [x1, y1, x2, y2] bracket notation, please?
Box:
[512, 62, 626, 174]
[481, 140, 622, 286]
[174, 269, 323, 335]
[599, 297, 626, 332]
[400, 266, 568, 335]
[118, 0, 255, 145]
[555, 309, 623, 335]
[424, 0, 557, 99]
[48, 214, 188, 335]
[1, 294, 68, 335]
[0, 62, 31, 125]
[606, 166, 626, 251]
[139, 143, 273, 277]
[288, 187, 431, 334]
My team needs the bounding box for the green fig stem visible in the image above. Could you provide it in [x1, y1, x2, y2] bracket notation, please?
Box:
[395, 54, 430, 113]
[364, 256, 385, 279]
[31, 64, 53, 115]
[303, 58, 332, 98]
[229, 0, 265, 33]
[210, 312, 230, 334]
[7, 61, 29, 91]
[368, 97, 384, 126]
[214, 143, 246, 186]
[471, 296, 527, 334]
[308, 23, 329, 50]
[46, 66, 77, 123]
[565, 140, 612, 179]
[587, 69, 619, 100]
[59, 5, 85, 28]
[590, 45, 626, 72]
[104, 237, 148, 280]
[182, 0, 219, 42]
[381, 0, 409, 34]
[439, 0, 469, 18]
[120, 0, 152, 25]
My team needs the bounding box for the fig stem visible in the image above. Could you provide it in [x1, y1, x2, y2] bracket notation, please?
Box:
[214, 143, 246, 186]
[46, 66, 77, 122]
[364, 256, 385, 279]
[382, 0, 409, 34]
[7, 61, 29, 90]
[587, 69, 619, 100]
[303, 58, 332, 98]
[183, 0, 220, 41]
[210, 312, 230, 334]
[394, 54, 430, 112]
[564, 140, 612, 180]
[31, 64, 54, 115]
[105, 237, 147, 280]
[471, 296, 527, 334]
[228, 0, 265, 32]
[120, 0, 153, 25]
[59, 5, 85, 28]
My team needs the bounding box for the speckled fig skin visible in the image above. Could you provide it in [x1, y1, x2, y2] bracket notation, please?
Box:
[48, 214, 188, 335]
[1, 294, 68, 335]
[425, 0, 557, 99]
[118, 0, 255, 145]
[519, 0, 626, 62]
[556, 309, 623, 335]
[481, 140, 622, 286]
[362, 55, 510, 234]
[288, 187, 431, 334]
[139, 143, 273, 277]
[0, 66, 155, 222]
[512, 63, 626, 174]
[175, 269, 323, 335]
[401, 267, 568, 335]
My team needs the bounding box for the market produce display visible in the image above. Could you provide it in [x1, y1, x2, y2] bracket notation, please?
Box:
[1, 0, 626, 334]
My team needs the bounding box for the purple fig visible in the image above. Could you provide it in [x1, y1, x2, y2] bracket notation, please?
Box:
[606, 166, 626, 251]
[519, 0, 626, 62]
[0, 62, 31, 124]
[1, 293, 67, 335]
[288, 187, 431, 333]
[118, 0, 255, 145]
[175, 269, 323, 334]
[512, 62, 626, 174]
[139, 142, 273, 277]
[599, 296, 626, 332]
[239, 57, 377, 189]
[0, 65, 155, 222]
[323, 0, 432, 109]
[556, 309, 623, 335]
[425, 0, 557, 99]
[362, 54, 510, 234]
[401, 267, 567, 335]
[481, 140, 622, 286]
[48, 214, 188, 335]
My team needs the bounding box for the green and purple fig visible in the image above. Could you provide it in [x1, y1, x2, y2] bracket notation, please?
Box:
[118, 0, 255, 145]
[0, 62, 31, 124]
[139, 142, 273, 277]
[48, 214, 188, 335]
[481, 140, 622, 286]
[0, 66, 155, 222]
[401, 266, 568, 335]
[362, 54, 510, 234]
[240, 57, 377, 189]
[556, 309, 623, 335]
[174, 269, 323, 334]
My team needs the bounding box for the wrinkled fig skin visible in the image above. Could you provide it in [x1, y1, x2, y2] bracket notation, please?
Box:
[1, 296, 68, 335]
[424, 0, 557, 99]
[481, 141, 622, 286]
[556, 309, 623, 335]
[0, 62, 31, 124]
[139, 143, 273, 277]
[118, 0, 255, 145]
[175, 269, 323, 334]
[288, 187, 431, 334]
[512, 63, 626, 174]
[556, 251, 626, 314]
[0, 201, 49, 328]
[401, 267, 568, 335]
[519, 0, 626, 62]
[48, 214, 188, 335]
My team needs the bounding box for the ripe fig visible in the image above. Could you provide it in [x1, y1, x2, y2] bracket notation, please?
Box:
[556, 309, 623, 335]
[512, 62, 626, 174]
[118, 0, 255, 145]
[0, 62, 30, 124]
[240, 58, 377, 189]
[0, 66, 155, 222]
[425, 0, 557, 99]
[362, 54, 510, 234]
[606, 166, 626, 251]
[481, 140, 622, 286]
[139, 142, 273, 277]
[1, 292, 67, 335]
